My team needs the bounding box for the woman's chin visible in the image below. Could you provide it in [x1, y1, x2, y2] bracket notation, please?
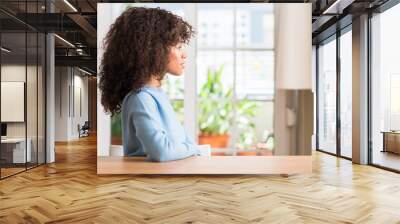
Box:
[168, 71, 183, 76]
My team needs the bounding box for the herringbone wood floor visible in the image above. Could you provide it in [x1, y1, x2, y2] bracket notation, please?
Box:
[1, 134, 400, 224]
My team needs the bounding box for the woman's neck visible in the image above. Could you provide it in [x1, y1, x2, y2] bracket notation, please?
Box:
[146, 76, 162, 88]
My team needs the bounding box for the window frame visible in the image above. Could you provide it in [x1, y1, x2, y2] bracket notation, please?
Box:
[368, 0, 400, 173]
[195, 4, 275, 148]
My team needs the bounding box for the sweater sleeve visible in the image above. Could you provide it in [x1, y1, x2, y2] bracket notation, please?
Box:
[184, 129, 201, 156]
[131, 93, 199, 162]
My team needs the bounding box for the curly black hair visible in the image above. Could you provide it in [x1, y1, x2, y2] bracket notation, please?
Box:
[99, 7, 194, 116]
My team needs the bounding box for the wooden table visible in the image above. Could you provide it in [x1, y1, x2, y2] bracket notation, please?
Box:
[1, 138, 31, 164]
[97, 156, 312, 175]
[381, 131, 400, 154]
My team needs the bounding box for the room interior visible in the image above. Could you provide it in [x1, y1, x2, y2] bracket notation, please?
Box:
[0, 0, 399, 222]
[1, 30, 46, 177]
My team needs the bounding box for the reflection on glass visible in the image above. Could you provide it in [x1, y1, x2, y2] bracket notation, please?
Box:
[318, 38, 337, 154]
[340, 30, 352, 158]
[1, 31, 27, 177]
[371, 4, 400, 171]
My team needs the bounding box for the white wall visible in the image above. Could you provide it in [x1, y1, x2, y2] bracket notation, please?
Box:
[72, 72, 89, 138]
[1, 63, 46, 163]
[97, 3, 113, 156]
[1, 65, 36, 138]
[55, 67, 89, 141]
[55, 67, 68, 141]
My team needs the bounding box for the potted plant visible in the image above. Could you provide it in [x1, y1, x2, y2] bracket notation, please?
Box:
[198, 66, 260, 156]
[198, 66, 233, 150]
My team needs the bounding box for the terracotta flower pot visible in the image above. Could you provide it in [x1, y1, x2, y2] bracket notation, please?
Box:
[198, 134, 230, 148]
[111, 136, 122, 145]
[211, 151, 226, 156]
[198, 134, 229, 156]
[237, 151, 258, 156]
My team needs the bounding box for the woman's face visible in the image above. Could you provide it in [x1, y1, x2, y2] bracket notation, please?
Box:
[166, 42, 187, 76]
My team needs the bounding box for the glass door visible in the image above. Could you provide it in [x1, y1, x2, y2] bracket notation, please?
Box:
[0, 0, 47, 179]
[1, 28, 28, 178]
[370, 4, 400, 171]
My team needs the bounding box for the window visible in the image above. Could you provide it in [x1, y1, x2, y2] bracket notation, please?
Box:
[371, 3, 400, 171]
[197, 4, 274, 155]
[390, 74, 400, 130]
[340, 29, 352, 158]
[316, 24, 353, 159]
[317, 36, 337, 155]
[107, 3, 275, 157]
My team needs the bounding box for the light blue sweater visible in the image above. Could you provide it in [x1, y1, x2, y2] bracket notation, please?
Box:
[121, 85, 200, 162]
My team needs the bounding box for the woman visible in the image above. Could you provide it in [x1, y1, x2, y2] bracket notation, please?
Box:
[99, 7, 202, 162]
